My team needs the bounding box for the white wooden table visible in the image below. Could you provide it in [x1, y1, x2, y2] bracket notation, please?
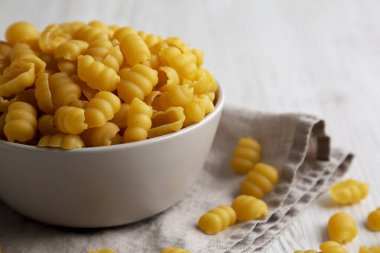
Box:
[1, 0, 379, 251]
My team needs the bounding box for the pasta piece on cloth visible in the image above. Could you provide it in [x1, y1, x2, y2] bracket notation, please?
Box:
[0, 106, 353, 253]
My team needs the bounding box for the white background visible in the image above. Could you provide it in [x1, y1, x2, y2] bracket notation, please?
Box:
[0, 0, 379, 251]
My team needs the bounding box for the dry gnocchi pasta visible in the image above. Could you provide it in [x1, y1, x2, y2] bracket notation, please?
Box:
[230, 137, 262, 174]
[0, 21, 217, 149]
[240, 162, 279, 198]
[197, 205, 237, 235]
[160, 248, 191, 253]
[367, 207, 380, 231]
[330, 178, 369, 205]
[231, 195, 268, 222]
[327, 212, 357, 244]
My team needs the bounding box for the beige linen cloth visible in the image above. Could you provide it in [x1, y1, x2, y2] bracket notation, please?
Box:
[0, 106, 353, 253]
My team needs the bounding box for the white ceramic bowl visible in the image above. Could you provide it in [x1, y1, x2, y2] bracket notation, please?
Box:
[0, 86, 224, 228]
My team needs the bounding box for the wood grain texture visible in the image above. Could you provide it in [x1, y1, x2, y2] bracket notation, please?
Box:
[1, 0, 380, 252]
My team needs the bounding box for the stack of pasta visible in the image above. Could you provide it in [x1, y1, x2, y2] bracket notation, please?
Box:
[0, 21, 218, 149]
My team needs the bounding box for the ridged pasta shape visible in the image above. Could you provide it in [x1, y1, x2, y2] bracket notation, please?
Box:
[124, 98, 152, 142]
[39, 24, 71, 53]
[38, 134, 84, 149]
[38, 114, 59, 135]
[85, 91, 121, 128]
[231, 195, 269, 222]
[71, 75, 97, 100]
[113, 27, 151, 66]
[148, 107, 185, 138]
[111, 103, 130, 128]
[54, 40, 89, 61]
[198, 205, 237, 235]
[144, 90, 161, 106]
[57, 59, 76, 74]
[6, 21, 39, 46]
[319, 241, 347, 253]
[330, 179, 369, 205]
[159, 47, 198, 81]
[4, 101, 37, 142]
[86, 39, 114, 61]
[59, 21, 85, 36]
[327, 212, 357, 244]
[10, 43, 46, 75]
[360, 246, 380, 253]
[35, 72, 54, 114]
[75, 25, 108, 43]
[160, 248, 191, 253]
[0, 62, 35, 97]
[81, 122, 120, 147]
[117, 64, 158, 103]
[231, 137, 262, 174]
[197, 94, 214, 114]
[157, 66, 180, 88]
[103, 45, 124, 72]
[138, 31, 163, 48]
[153, 84, 194, 110]
[89, 20, 113, 38]
[0, 97, 12, 113]
[165, 37, 191, 53]
[240, 163, 279, 198]
[191, 49, 204, 67]
[367, 207, 380, 231]
[77, 55, 120, 91]
[0, 41, 12, 73]
[184, 68, 217, 95]
[183, 97, 207, 126]
[49, 72, 81, 109]
[54, 106, 87, 134]
[88, 249, 118, 253]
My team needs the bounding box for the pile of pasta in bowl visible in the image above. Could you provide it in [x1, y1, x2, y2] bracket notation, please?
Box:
[0, 21, 218, 149]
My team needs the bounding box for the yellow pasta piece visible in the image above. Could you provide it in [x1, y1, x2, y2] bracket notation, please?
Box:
[85, 39, 113, 61]
[37, 51, 59, 73]
[231, 195, 268, 222]
[71, 75, 97, 100]
[0, 41, 12, 73]
[113, 27, 151, 66]
[143, 54, 160, 70]
[191, 48, 204, 67]
[184, 68, 217, 94]
[49, 72, 82, 109]
[159, 47, 198, 81]
[367, 207, 380, 231]
[111, 103, 130, 128]
[57, 59, 76, 75]
[54, 106, 87, 134]
[10, 43, 46, 75]
[330, 179, 369, 205]
[198, 205, 237, 235]
[124, 98, 152, 142]
[165, 37, 191, 53]
[327, 212, 357, 244]
[196, 94, 214, 114]
[360, 246, 380, 253]
[144, 90, 161, 106]
[138, 31, 163, 48]
[39, 24, 71, 53]
[34, 72, 54, 114]
[148, 107, 185, 138]
[102, 45, 124, 72]
[153, 84, 193, 110]
[77, 55, 120, 91]
[4, 101, 37, 142]
[231, 137, 262, 174]
[183, 97, 207, 126]
[161, 248, 191, 253]
[38, 114, 59, 135]
[6, 21, 39, 47]
[75, 25, 108, 43]
[85, 91, 121, 128]
[0, 62, 35, 97]
[240, 163, 279, 198]
[89, 20, 113, 38]
[319, 241, 347, 253]
[157, 66, 180, 88]
[117, 64, 158, 103]
[38, 133, 84, 149]
[81, 122, 120, 147]
[54, 40, 89, 61]
[59, 21, 85, 36]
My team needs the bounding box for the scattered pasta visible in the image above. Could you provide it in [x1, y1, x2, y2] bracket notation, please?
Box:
[327, 212, 357, 244]
[0, 21, 217, 149]
[231, 195, 268, 222]
[240, 163, 279, 198]
[319, 241, 347, 253]
[230, 137, 261, 174]
[367, 207, 380, 231]
[330, 179, 369, 205]
[198, 205, 237, 235]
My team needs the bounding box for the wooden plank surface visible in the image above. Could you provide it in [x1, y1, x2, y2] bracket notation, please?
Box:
[1, 0, 380, 251]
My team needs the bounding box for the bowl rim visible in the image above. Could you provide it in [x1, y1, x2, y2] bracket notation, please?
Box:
[0, 83, 224, 152]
